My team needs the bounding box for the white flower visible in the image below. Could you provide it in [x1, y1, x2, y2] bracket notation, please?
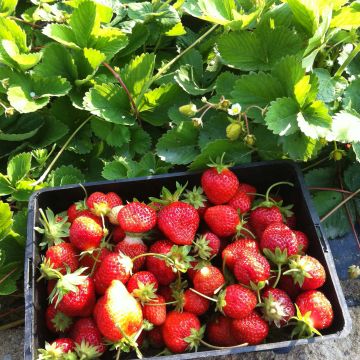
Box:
[228, 103, 242, 116]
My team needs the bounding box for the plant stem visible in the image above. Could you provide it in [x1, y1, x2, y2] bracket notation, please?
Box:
[308, 187, 352, 195]
[200, 339, 248, 350]
[189, 288, 217, 302]
[31, 116, 92, 186]
[102, 62, 140, 120]
[321, 187, 360, 223]
[0, 267, 18, 286]
[135, 24, 219, 107]
[302, 156, 329, 172]
[335, 42, 360, 77]
[272, 264, 282, 289]
[8, 16, 42, 29]
[265, 182, 294, 203]
[0, 305, 24, 320]
[0, 319, 24, 331]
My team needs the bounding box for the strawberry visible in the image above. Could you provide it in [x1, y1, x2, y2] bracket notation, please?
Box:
[40, 242, 79, 278]
[69, 215, 103, 251]
[94, 280, 143, 342]
[231, 311, 269, 345]
[106, 192, 122, 209]
[193, 265, 225, 296]
[193, 232, 220, 260]
[51, 271, 96, 318]
[67, 201, 88, 223]
[217, 284, 257, 319]
[157, 285, 174, 303]
[182, 186, 209, 217]
[86, 191, 110, 216]
[79, 247, 111, 275]
[261, 288, 295, 327]
[117, 202, 157, 233]
[206, 315, 237, 347]
[233, 249, 271, 288]
[162, 311, 203, 353]
[201, 158, 239, 204]
[250, 206, 283, 238]
[285, 213, 297, 229]
[228, 190, 252, 214]
[146, 240, 177, 285]
[112, 225, 126, 243]
[278, 274, 301, 301]
[181, 288, 210, 316]
[69, 210, 102, 226]
[127, 271, 159, 304]
[287, 255, 326, 290]
[115, 236, 148, 273]
[222, 239, 260, 271]
[148, 326, 165, 348]
[93, 251, 132, 295]
[37, 338, 76, 360]
[238, 183, 257, 202]
[294, 230, 309, 253]
[204, 205, 240, 237]
[70, 318, 106, 358]
[293, 290, 333, 337]
[45, 304, 73, 333]
[142, 295, 166, 326]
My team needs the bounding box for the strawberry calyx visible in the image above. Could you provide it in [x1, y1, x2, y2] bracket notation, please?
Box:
[38, 258, 63, 281]
[259, 293, 289, 328]
[35, 208, 70, 248]
[37, 342, 77, 360]
[51, 310, 73, 333]
[284, 255, 313, 287]
[182, 186, 207, 210]
[111, 325, 143, 359]
[206, 153, 233, 174]
[149, 182, 188, 206]
[348, 264, 360, 279]
[290, 304, 322, 339]
[142, 319, 154, 331]
[167, 245, 194, 273]
[183, 325, 205, 352]
[263, 247, 289, 288]
[132, 281, 158, 305]
[75, 340, 103, 360]
[235, 217, 255, 239]
[193, 235, 213, 261]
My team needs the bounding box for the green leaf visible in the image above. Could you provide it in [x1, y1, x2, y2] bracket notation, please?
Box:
[196, 0, 236, 24]
[116, 23, 149, 58]
[285, 0, 319, 35]
[330, 3, 360, 30]
[326, 111, 360, 143]
[74, 48, 106, 85]
[265, 97, 300, 136]
[305, 167, 336, 187]
[280, 132, 318, 161]
[0, 262, 22, 295]
[314, 69, 347, 103]
[343, 78, 360, 113]
[91, 118, 131, 147]
[102, 158, 128, 180]
[34, 43, 78, 81]
[0, 175, 13, 196]
[7, 152, 31, 185]
[297, 100, 332, 139]
[198, 113, 228, 150]
[252, 125, 284, 160]
[130, 127, 151, 155]
[156, 121, 199, 165]
[217, 26, 302, 71]
[83, 82, 134, 125]
[189, 139, 252, 170]
[352, 143, 360, 162]
[0, 0, 18, 17]
[344, 163, 360, 192]
[48, 165, 85, 186]
[42, 24, 79, 49]
[215, 71, 239, 101]
[0, 201, 13, 241]
[12, 209, 27, 246]
[0, 17, 27, 52]
[67, 123, 93, 155]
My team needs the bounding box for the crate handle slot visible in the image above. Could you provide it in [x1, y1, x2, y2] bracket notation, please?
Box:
[315, 224, 328, 253]
[26, 257, 33, 289]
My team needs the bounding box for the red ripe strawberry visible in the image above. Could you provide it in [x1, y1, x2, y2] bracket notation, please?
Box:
[69, 216, 103, 251]
[38, 338, 76, 359]
[278, 275, 301, 301]
[261, 288, 295, 327]
[70, 318, 106, 357]
[115, 236, 148, 273]
[94, 252, 132, 295]
[157, 285, 174, 303]
[294, 230, 309, 253]
[233, 249, 271, 287]
[70, 210, 102, 226]
[193, 265, 225, 296]
[86, 191, 110, 216]
[183, 289, 210, 316]
[118, 202, 157, 233]
[287, 255, 326, 290]
[222, 239, 260, 271]
[79, 247, 111, 275]
[142, 295, 166, 326]
[217, 284, 257, 319]
[42, 242, 79, 276]
[67, 201, 87, 223]
[127, 271, 159, 303]
[193, 232, 220, 260]
[204, 205, 240, 237]
[162, 311, 203, 353]
[228, 190, 252, 214]
[238, 183, 257, 202]
[146, 240, 177, 285]
[94, 280, 143, 342]
[45, 304, 73, 333]
[201, 162, 239, 205]
[148, 326, 165, 348]
[294, 290, 333, 335]
[112, 225, 125, 243]
[231, 311, 269, 345]
[250, 206, 283, 238]
[158, 202, 199, 245]
[52, 273, 96, 318]
[206, 315, 237, 347]
[106, 192, 122, 208]
[285, 213, 297, 229]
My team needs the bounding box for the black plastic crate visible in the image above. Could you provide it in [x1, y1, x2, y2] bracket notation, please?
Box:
[24, 160, 351, 359]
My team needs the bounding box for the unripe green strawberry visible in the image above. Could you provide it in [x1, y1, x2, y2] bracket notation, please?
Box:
[226, 123, 242, 141]
[179, 103, 197, 117]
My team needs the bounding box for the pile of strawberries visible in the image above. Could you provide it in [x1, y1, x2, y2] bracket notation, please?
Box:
[36, 161, 334, 360]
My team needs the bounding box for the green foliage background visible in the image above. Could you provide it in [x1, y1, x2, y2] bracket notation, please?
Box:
[1, 0, 360, 295]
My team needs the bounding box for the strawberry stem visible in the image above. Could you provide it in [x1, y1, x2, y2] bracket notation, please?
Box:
[189, 288, 217, 302]
[265, 182, 294, 203]
[146, 300, 178, 306]
[272, 264, 283, 288]
[200, 339, 248, 349]
[131, 252, 173, 264]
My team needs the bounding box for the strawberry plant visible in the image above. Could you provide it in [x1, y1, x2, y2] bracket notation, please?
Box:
[0, 0, 360, 307]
